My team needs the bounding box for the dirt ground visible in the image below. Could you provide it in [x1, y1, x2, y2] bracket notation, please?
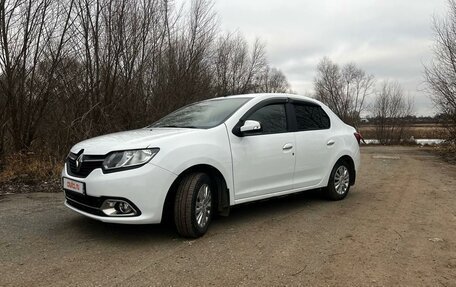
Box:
[1, 146, 455, 286]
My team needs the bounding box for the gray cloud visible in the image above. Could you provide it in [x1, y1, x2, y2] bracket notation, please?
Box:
[215, 0, 448, 115]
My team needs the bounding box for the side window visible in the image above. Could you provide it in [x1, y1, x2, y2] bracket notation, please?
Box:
[294, 104, 330, 131]
[247, 104, 287, 134]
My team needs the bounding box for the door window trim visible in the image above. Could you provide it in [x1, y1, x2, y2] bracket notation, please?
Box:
[289, 100, 331, 132]
[232, 98, 294, 137]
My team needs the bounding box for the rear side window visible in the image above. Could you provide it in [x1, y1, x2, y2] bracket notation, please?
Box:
[294, 104, 330, 130]
[247, 104, 287, 134]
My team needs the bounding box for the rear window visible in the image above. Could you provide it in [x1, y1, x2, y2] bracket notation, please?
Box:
[294, 104, 330, 130]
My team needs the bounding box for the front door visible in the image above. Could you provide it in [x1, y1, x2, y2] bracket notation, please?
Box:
[228, 103, 296, 200]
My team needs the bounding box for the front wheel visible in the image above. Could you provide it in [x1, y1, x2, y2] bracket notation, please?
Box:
[174, 173, 213, 238]
[323, 161, 351, 200]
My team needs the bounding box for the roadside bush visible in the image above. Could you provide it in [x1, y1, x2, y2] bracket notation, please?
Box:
[0, 153, 62, 185]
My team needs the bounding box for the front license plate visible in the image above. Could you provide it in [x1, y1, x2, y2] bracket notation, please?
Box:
[63, 177, 85, 194]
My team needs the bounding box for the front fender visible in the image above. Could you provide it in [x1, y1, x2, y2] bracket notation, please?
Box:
[150, 125, 234, 204]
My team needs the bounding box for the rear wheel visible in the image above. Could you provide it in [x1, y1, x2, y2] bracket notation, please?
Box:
[174, 173, 213, 238]
[323, 161, 351, 200]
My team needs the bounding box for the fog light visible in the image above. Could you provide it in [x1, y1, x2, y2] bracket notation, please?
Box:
[116, 201, 133, 214]
[101, 199, 138, 216]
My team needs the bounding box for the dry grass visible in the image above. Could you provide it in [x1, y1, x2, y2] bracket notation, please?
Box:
[359, 124, 449, 139]
[0, 153, 62, 185]
[431, 143, 456, 164]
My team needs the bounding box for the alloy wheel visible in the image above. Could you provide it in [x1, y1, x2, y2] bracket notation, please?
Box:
[334, 165, 350, 195]
[195, 184, 212, 228]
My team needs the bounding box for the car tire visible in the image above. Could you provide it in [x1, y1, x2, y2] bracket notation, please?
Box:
[323, 161, 351, 201]
[174, 172, 213, 238]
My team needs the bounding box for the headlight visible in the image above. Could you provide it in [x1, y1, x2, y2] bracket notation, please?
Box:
[102, 148, 159, 172]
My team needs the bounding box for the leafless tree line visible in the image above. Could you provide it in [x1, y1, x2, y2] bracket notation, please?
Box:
[0, 0, 289, 158]
[315, 0, 456, 144]
[424, 0, 456, 142]
[314, 57, 375, 127]
[314, 58, 414, 144]
[372, 81, 414, 144]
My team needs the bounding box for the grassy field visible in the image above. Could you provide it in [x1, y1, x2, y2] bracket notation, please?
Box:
[358, 123, 449, 139]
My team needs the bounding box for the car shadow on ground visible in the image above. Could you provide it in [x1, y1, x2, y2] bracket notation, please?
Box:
[219, 188, 324, 222]
[60, 188, 350, 243]
[62, 216, 178, 242]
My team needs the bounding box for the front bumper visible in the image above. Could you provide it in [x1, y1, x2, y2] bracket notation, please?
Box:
[62, 162, 177, 224]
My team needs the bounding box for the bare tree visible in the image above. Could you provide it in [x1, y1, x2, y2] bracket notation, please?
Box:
[314, 58, 375, 126]
[0, 0, 75, 151]
[424, 0, 456, 141]
[0, 0, 292, 161]
[211, 32, 267, 96]
[0, 74, 6, 156]
[254, 66, 290, 93]
[372, 81, 414, 144]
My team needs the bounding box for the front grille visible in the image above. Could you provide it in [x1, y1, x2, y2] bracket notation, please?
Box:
[67, 151, 104, 178]
[65, 190, 105, 216]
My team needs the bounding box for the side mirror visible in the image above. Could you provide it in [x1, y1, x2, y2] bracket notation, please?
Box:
[232, 120, 262, 137]
[240, 120, 262, 133]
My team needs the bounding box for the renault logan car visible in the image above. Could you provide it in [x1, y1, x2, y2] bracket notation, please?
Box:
[62, 94, 361, 237]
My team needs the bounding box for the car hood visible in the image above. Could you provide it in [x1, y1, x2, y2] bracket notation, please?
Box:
[70, 128, 197, 155]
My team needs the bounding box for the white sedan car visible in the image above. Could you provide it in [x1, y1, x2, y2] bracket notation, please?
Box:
[62, 94, 361, 237]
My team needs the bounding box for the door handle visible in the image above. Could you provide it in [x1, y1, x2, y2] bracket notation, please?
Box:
[282, 143, 293, 150]
[327, 140, 335, 146]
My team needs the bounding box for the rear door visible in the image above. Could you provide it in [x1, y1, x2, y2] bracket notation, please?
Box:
[229, 101, 296, 200]
[292, 102, 335, 188]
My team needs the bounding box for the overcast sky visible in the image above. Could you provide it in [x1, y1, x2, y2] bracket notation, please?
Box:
[214, 0, 448, 116]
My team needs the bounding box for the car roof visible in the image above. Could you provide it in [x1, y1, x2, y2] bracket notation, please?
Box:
[215, 93, 321, 105]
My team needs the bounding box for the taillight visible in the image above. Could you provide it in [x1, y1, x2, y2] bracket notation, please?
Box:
[354, 132, 363, 144]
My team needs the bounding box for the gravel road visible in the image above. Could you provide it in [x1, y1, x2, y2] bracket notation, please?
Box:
[1, 146, 455, 286]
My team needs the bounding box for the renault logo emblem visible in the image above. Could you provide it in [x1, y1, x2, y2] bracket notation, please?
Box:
[76, 154, 84, 172]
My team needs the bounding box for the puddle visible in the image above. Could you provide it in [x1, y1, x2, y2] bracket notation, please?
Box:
[364, 139, 445, 145]
[372, 155, 401, 160]
[416, 139, 445, 145]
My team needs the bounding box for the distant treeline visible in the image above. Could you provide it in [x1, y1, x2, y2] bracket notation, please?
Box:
[362, 115, 450, 125]
[0, 0, 289, 158]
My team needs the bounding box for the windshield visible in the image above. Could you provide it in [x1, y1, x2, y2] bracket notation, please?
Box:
[150, 97, 251, 129]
